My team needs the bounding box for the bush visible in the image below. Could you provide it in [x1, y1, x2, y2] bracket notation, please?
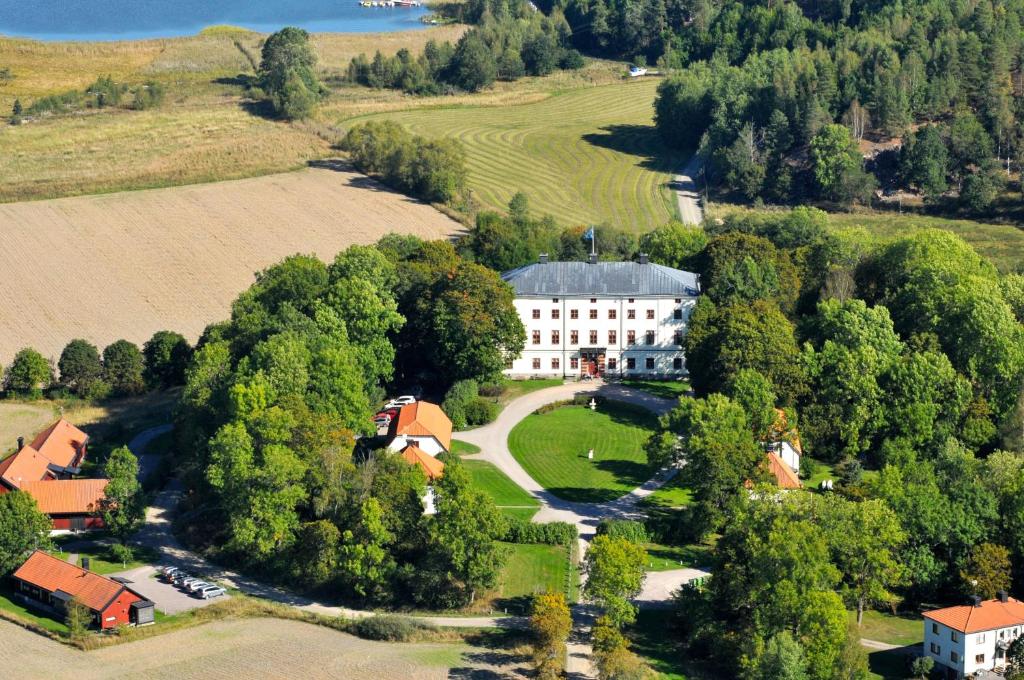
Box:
[443, 379, 479, 430]
[558, 49, 585, 70]
[352, 614, 436, 641]
[596, 519, 649, 544]
[504, 519, 577, 546]
[478, 382, 506, 398]
[464, 397, 498, 426]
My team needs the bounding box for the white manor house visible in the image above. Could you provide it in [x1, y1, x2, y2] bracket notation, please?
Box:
[501, 255, 701, 379]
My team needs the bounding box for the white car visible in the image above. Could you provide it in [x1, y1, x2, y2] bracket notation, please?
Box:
[384, 395, 416, 409]
[199, 585, 226, 599]
[628, 66, 647, 77]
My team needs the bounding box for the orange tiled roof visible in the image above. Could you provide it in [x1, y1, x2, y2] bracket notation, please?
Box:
[924, 597, 1024, 633]
[21, 479, 108, 515]
[0, 446, 54, 489]
[13, 550, 126, 613]
[30, 419, 88, 469]
[400, 445, 446, 481]
[767, 452, 801, 489]
[393, 402, 452, 452]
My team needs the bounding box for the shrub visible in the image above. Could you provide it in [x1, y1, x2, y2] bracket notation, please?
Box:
[464, 397, 498, 426]
[478, 382, 506, 398]
[558, 49, 585, 70]
[504, 519, 577, 546]
[443, 379, 479, 430]
[596, 519, 649, 545]
[352, 614, 435, 641]
[131, 81, 165, 110]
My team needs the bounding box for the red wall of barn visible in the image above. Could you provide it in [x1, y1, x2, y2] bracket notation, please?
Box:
[98, 591, 142, 629]
[50, 516, 105, 530]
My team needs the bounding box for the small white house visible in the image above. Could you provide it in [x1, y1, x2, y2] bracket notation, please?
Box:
[923, 593, 1024, 678]
[764, 409, 801, 475]
[386, 401, 452, 457]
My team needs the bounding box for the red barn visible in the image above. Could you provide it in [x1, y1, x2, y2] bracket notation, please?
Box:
[0, 419, 90, 492]
[20, 479, 108, 531]
[12, 551, 153, 629]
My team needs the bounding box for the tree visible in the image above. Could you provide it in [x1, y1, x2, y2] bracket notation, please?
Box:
[143, 331, 192, 388]
[960, 542, 1012, 600]
[639, 221, 707, 270]
[583, 534, 647, 628]
[810, 124, 875, 205]
[910, 656, 933, 679]
[100, 446, 145, 541]
[726, 368, 777, 438]
[12, 98, 22, 118]
[522, 33, 559, 76]
[753, 631, 808, 680]
[3, 347, 52, 398]
[65, 596, 92, 638]
[258, 27, 323, 119]
[427, 461, 507, 605]
[530, 592, 572, 679]
[817, 496, 906, 625]
[900, 125, 949, 199]
[0, 491, 52, 576]
[650, 394, 764, 535]
[449, 33, 497, 92]
[102, 340, 145, 397]
[110, 542, 134, 568]
[58, 339, 104, 398]
[339, 498, 396, 602]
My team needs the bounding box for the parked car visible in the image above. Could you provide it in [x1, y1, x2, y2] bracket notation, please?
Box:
[384, 395, 416, 409]
[186, 580, 211, 593]
[628, 65, 647, 77]
[180, 577, 204, 590]
[376, 408, 399, 419]
[171, 571, 192, 585]
[160, 566, 180, 581]
[373, 416, 391, 428]
[198, 585, 226, 599]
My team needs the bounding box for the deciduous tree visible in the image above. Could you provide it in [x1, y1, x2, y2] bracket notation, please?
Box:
[100, 446, 145, 541]
[3, 347, 52, 398]
[0, 491, 52, 576]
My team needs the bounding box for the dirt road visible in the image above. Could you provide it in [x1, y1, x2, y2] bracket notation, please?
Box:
[673, 154, 703, 225]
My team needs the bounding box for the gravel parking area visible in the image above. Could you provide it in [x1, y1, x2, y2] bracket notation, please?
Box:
[110, 566, 227, 615]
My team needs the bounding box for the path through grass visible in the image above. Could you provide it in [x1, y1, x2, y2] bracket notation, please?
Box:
[508, 401, 658, 503]
[356, 79, 684, 232]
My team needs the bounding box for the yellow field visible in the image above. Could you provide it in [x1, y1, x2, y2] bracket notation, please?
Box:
[0, 166, 461, 366]
[0, 27, 466, 202]
[0, 618, 468, 679]
[0, 402, 56, 457]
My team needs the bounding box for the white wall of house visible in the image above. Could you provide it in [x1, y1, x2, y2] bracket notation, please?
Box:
[505, 294, 697, 379]
[387, 436, 445, 456]
[925, 619, 1024, 676]
[777, 442, 800, 473]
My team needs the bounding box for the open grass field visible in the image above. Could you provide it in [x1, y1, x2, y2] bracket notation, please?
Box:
[0, 617, 483, 679]
[710, 202, 1024, 273]
[463, 460, 540, 509]
[352, 78, 684, 232]
[620, 378, 691, 401]
[0, 27, 467, 202]
[508, 401, 658, 503]
[0, 401, 56, 457]
[494, 542, 573, 613]
[0, 167, 460, 366]
[854, 610, 923, 647]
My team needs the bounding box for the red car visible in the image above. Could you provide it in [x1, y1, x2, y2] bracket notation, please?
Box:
[375, 408, 399, 419]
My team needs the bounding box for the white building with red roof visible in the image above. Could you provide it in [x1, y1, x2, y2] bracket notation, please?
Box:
[923, 592, 1024, 677]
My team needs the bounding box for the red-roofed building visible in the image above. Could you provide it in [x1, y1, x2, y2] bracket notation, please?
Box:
[923, 592, 1024, 677]
[0, 419, 89, 492]
[12, 551, 153, 629]
[20, 479, 108, 530]
[387, 401, 452, 456]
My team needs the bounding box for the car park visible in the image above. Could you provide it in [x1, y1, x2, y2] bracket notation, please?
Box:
[198, 585, 226, 599]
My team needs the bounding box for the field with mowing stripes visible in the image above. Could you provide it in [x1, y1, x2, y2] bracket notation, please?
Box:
[353, 78, 684, 232]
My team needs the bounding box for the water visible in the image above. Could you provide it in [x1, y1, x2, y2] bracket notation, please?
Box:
[0, 0, 430, 41]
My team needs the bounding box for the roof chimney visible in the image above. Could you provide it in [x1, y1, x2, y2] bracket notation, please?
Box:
[539, 253, 549, 264]
[999, 590, 1009, 603]
[81, 557, 91, 571]
[588, 253, 598, 264]
[17, 436, 23, 451]
[639, 253, 649, 265]
[971, 595, 983, 608]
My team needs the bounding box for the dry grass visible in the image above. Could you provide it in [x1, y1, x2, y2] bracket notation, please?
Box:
[0, 616, 468, 680]
[0, 402, 57, 457]
[0, 166, 461, 365]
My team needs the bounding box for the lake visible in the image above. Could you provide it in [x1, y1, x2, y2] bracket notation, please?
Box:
[0, 0, 430, 41]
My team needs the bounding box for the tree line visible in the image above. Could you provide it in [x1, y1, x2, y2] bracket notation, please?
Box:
[346, 8, 584, 95]
[638, 207, 1024, 676]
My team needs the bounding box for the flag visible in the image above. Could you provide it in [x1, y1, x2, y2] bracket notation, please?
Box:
[583, 227, 595, 240]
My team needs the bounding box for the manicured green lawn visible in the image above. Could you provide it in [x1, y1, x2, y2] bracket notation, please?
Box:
[642, 476, 693, 508]
[802, 457, 837, 491]
[451, 439, 481, 456]
[854, 610, 923, 647]
[644, 542, 715, 572]
[508, 401, 658, 503]
[0, 588, 68, 634]
[628, 609, 687, 680]
[498, 507, 540, 522]
[495, 378, 564, 405]
[621, 379, 691, 401]
[48, 542, 161, 575]
[463, 460, 540, 509]
[494, 542, 573, 613]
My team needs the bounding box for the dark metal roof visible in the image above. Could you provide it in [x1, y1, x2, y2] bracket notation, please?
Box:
[501, 261, 699, 297]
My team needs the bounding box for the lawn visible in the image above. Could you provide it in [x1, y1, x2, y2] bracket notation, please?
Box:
[620, 379, 691, 401]
[802, 457, 837, 491]
[451, 439, 482, 456]
[854, 610, 923, 647]
[508, 401, 659, 503]
[493, 378, 565, 406]
[493, 542, 574, 614]
[642, 476, 693, 508]
[352, 78, 686, 232]
[0, 401, 56, 458]
[0, 588, 68, 635]
[709, 202, 1024, 274]
[463, 460, 540, 509]
[628, 609, 687, 680]
[644, 542, 715, 571]
[49, 543, 162, 576]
